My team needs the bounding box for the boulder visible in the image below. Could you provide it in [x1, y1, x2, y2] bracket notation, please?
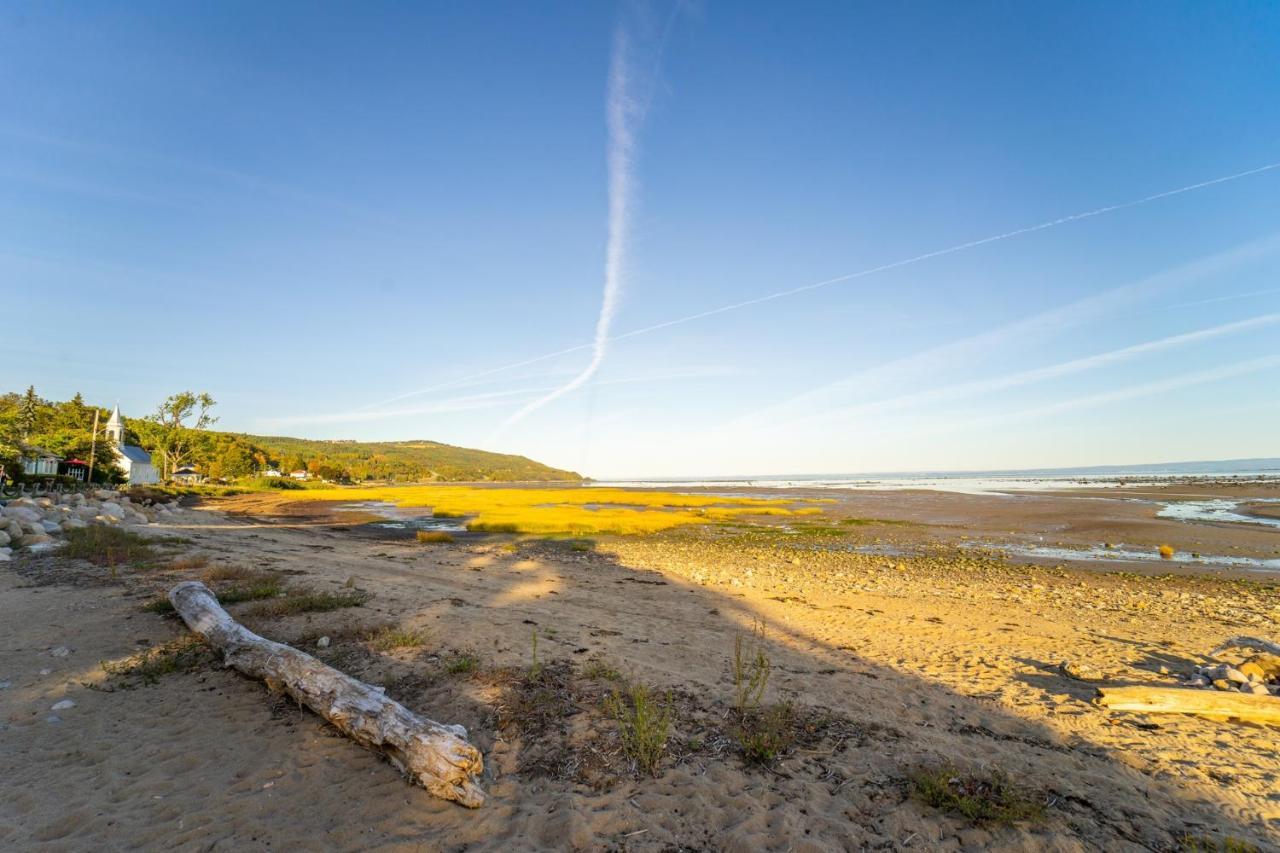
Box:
[0, 530, 8, 547]
[5, 506, 43, 525]
[1239, 654, 1280, 681]
[39, 520, 61, 534]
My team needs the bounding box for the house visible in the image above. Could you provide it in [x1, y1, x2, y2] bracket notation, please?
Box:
[172, 466, 204, 485]
[105, 405, 160, 485]
[18, 446, 60, 477]
[289, 470, 310, 480]
[262, 468, 282, 478]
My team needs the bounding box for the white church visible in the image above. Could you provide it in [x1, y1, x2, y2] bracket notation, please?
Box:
[106, 405, 160, 484]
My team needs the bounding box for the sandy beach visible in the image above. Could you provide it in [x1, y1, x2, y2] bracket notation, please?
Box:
[3, 483, 1279, 851]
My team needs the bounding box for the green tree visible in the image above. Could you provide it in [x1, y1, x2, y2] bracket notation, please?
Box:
[17, 385, 38, 439]
[135, 391, 218, 479]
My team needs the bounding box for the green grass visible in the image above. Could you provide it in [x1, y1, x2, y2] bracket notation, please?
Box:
[444, 651, 480, 674]
[839, 517, 914, 526]
[910, 765, 1047, 826]
[245, 588, 373, 618]
[582, 659, 622, 681]
[63, 526, 157, 569]
[140, 597, 175, 615]
[606, 682, 672, 777]
[1180, 835, 1261, 852]
[415, 530, 455, 543]
[367, 625, 429, 651]
[217, 577, 286, 605]
[102, 636, 213, 685]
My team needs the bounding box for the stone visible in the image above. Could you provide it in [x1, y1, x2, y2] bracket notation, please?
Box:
[1239, 654, 1280, 681]
[51, 699, 75, 711]
[1223, 667, 1249, 685]
[316, 636, 331, 648]
[1212, 679, 1234, 691]
[50, 646, 71, 658]
[1059, 660, 1104, 682]
[1247, 683, 1271, 695]
[39, 520, 61, 534]
[6, 507, 42, 524]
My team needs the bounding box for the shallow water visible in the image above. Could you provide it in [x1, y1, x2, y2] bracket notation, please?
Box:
[968, 541, 1280, 574]
[335, 501, 467, 532]
[1157, 498, 1280, 529]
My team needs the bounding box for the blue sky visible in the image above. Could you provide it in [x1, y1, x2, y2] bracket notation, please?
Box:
[4, 1, 1279, 477]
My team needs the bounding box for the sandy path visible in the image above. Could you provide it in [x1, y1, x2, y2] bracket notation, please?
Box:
[3, 505, 1278, 850]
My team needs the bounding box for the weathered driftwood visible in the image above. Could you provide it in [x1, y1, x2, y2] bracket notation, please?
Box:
[1097, 686, 1280, 725]
[168, 581, 485, 807]
[1211, 636, 1280, 658]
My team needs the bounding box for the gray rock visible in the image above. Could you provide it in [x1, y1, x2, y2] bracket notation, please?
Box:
[316, 636, 331, 648]
[1223, 666, 1249, 685]
[51, 699, 75, 711]
[50, 646, 71, 658]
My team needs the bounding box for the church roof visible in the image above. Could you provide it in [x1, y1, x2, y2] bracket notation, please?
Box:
[107, 404, 123, 428]
[116, 444, 152, 464]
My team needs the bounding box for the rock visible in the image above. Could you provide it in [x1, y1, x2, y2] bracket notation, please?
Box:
[1212, 679, 1234, 691]
[50, 646, 71, 658]
[39, 520, 61, 534]
[1247, 683, 1271, 695]
[45, 715, 61, 724]
[1186, 674, 1210, 687]
[50, 699, 75, 711]
[26, 539, 61, 554]
[0, 680, 11, 689]
[1158, 544, 1175, 559]
[316, 636, 331, 648]
[0, 548, 12, 562]
[100, 502, 124, 520]
[22, 533, 53, 547]
[5, 506, 42, 524]
[1222, 666, 1249, 685]
[1239, 654, 1280, 681]
[1059, 660, 1104, 682]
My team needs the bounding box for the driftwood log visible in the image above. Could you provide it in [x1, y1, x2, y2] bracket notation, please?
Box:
[1097, 686, 1280, 725]
[168, 581, 485, 807]
[1210, 636, 1280, 658]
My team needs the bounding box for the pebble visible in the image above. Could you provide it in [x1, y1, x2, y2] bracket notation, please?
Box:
[0, 680, 10, 689]
[51, 699, 76, 711]
[1223, 667, 1249, 685]
[316, 636, 331, 648]
[45, 715, 62, 724]
[50, 646, 71, 658]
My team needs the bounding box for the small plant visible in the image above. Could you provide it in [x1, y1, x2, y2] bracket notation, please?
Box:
[367, 625, 429, 651]
[732, 620, 771, 714]
[166, 554, 211, 572]
[583, 658, 622, 682]
[529, 627, 541, 678]
[1180, 835, 1261, 853]
[566, 538, 595, 552]
[444, 651, 480, 674]
[140, 597, 175, 615]
[734, 702, 797, 765]
[606, 682, 672, 777]
[910, 765, 1047, 826]
[217, 577, 285, 605]
[201, 565, 258, 582]
[246, 588, 372, 618]
[63, 526, 157, 571]
[416, 530, 455, 544]
[102, 636, 213, 685]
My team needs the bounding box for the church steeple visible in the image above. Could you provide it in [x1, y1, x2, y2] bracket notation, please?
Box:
[105, 404, 124, 446]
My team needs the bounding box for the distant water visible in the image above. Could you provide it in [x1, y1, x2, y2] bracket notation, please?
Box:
[597, 459, 1280, 496]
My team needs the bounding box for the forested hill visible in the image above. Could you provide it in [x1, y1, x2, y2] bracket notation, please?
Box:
[237, 434, 581, 483]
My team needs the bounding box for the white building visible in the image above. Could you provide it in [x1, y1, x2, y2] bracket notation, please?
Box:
[106, 405, 160, 485]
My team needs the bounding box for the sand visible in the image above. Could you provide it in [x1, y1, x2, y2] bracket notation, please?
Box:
[2, 487, 1279, 850]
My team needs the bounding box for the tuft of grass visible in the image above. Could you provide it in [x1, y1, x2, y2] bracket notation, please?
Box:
[444, 651, 480, 674]
[732, 621, 771, 714]
[583, 658, 622, 682]
[415, 530, 455, 543]
[63, 526, 157, 571]
[140, 597, 175, 615]
[605, 682, 672, 777]
[367, 625, 429, 651]
[166, 554, 211, 572]
[566, 538, 595, 552]
[733, 702, 797, 765]
[245, 588, 372, 618]
[910, 765, 1047, 826]
[102, 636, 213, 685]
[201, 565, 258, 582]
[217, 577, 286, 605]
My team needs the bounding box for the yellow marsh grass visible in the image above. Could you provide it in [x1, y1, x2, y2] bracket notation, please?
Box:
[289, 485, 828, 536]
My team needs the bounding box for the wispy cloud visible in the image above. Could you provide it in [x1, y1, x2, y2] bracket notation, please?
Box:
[364, 159, 1280, 415]
[501, 29, 641, 428]
[768, 312, 1280, 432]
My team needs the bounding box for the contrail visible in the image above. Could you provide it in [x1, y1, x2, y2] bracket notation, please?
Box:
[359, 159, 1280, 414]
[501, 30, 639, 428]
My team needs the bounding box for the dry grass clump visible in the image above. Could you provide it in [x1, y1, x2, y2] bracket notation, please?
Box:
[415, 530, 455, 543]
[166, 554, 211, 572]
[444, 650, 481, 674]
[201, 565, 259, 582]
[245, 588, 372, 618]
[366, 624, 429, 651]
[102, 636, 214, 686]
[63, 526, 157, 569]
[605, 682, 672, 776]
[910, 765, 1047, 826]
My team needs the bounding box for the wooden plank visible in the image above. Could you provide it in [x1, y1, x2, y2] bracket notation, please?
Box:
[1097, 685, 1280, 726]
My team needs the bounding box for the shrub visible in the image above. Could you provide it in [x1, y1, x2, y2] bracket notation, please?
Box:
[733, 702, 797, 765]
[444, 651, 480, 674]
[415, 530, 455, 543]
[911, 765, 1047, 826]
[606, 682, 672, 776]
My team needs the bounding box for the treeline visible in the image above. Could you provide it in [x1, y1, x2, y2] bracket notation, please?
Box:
[0, 388, 581, 484]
